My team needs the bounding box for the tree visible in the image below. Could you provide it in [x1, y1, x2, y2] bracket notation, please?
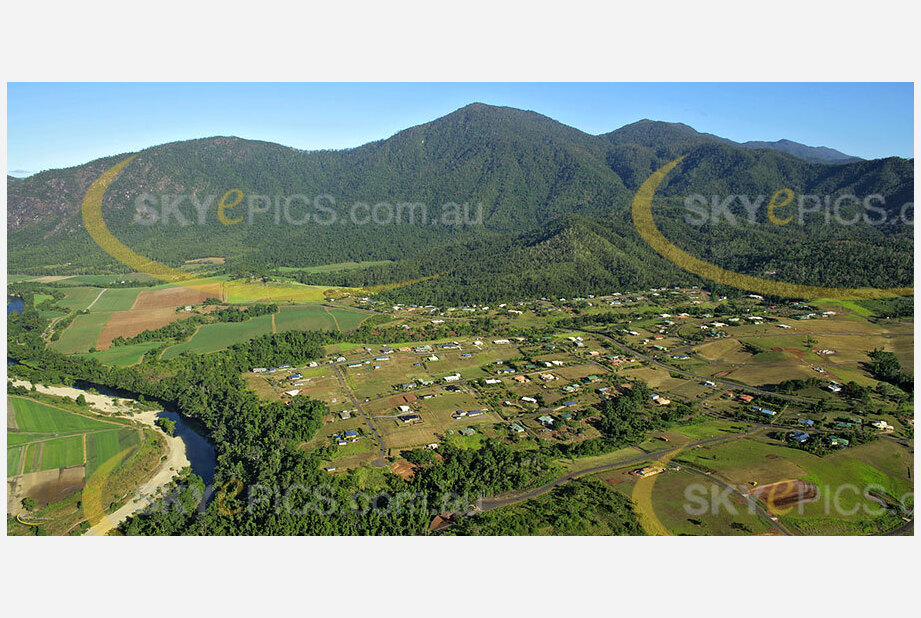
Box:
[76, 394, 87, 406]
[21, 497, 36, 512]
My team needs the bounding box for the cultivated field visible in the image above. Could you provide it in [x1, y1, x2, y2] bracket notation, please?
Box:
[49, 312, 114, 353]
[161, 314, 275, 358]
[133, 285, 220, 309]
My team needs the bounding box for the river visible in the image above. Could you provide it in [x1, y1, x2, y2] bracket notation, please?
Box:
[69, 383, 217, 485]
[7, 295, 25, 315]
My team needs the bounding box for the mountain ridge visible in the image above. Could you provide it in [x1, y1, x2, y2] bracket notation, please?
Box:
[6, 103, 912, 302]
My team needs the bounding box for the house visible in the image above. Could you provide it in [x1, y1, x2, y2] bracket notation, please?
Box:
[398, 405, 412, 413]
[444, 385, 461, 393]
[562, 400, 577, 407]
[870, 420, 893, 431]
[347, 362, 363, 368]
[537, 415, 555, 426]
[797, 419, 814, 427]
[252, 367, 267, 373]
[753, 407, 777, 416]
[702, 380, 716, 388]
[509, 423, 526, 433]
[513, 375, 529, 383]
[492, 339, 511, 344]
[453, 409, 468, 418]
[777, 324, 791, 329]
[288, 373, 302, 380]
[790, 431, 810, 443]
[828, 436, 850, 447]
[443, 373, 461, 382]
[738, 394, 755, 403]
[521, 396, 537, 404]
[398, 414, 422, 424]
[375, 356, 390, 361]
[338, 411, 351, 420]
[428, 355, 440, 362]
[466, 409, 485, 418]
[484, 378, 502, 385]
[343, 430, 359, 439]
[284, 389, 300, 397]
[827, 384, 842, 393]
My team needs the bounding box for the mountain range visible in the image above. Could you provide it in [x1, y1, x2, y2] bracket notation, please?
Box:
[7, 103, 913, 302]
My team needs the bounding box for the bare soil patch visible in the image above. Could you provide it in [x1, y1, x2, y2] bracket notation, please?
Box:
[96, 307, 189, 349]
[132, 286, 219, 310]
[8, 466, 86, 513]
[751, 479, 818, 509]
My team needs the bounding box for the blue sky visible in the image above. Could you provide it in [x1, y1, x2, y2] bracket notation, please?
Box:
[7, 83, 913, 175]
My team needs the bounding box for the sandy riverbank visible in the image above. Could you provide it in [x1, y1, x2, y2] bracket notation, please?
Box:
[9, 380, 191, 535]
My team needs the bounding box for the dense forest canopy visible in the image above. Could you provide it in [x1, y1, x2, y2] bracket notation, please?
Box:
[7, 104, 913, 304]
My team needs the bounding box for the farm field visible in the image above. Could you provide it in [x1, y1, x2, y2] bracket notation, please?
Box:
[56, 286, 106, 312]
[6, 393, 166, 536]
[7, 396, 140, 477]
[81, 342, 163, 366]
[224, 279, 353, 303]
[672, 436, 913, 535]
[608, 468, 774, 536]
[161, 314, 275, 358]
[133, 284, 221, 309]
[49, 311, 113, 354]
[96, 307, 190, 349]
[273, 304, 370, 333]
[85, 287, 143, 312]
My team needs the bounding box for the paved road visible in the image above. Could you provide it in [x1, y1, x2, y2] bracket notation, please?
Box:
[478, 424, 764, 512]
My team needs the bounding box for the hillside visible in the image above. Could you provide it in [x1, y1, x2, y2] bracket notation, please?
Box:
[7, 104, 913, 302]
